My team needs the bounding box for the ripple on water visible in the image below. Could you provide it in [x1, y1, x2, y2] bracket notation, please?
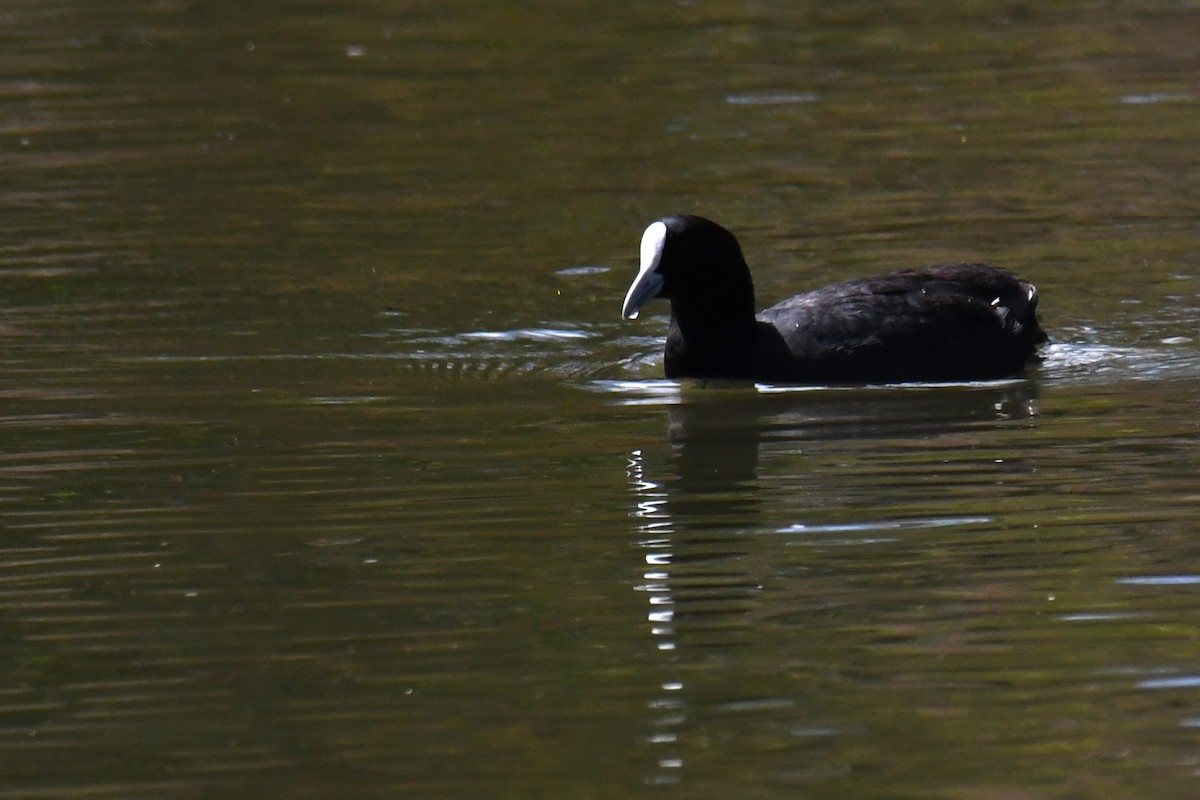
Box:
[725, 91, 821, 105]
[397, 325, 610, 380]
[777, 516, 992, 547]
[1055, 611, 1147, 622]
[378, 319, 1200, 390]
[458, 328, 592, 342]
[1118, 92, 1192, 105]
[586, 379, 681, 405]
[1138, 675, 1200, 690]
[553, 264, 611, 277]
[1036, 338, 1200, 385]
[1116, 575, 1200, 586]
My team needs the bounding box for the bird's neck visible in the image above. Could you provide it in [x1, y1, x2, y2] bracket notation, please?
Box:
[669, 300, 757, 341]
[668, 269, 757, 341]
[665, 302, 760, 380]
[662, 254, 758, 379]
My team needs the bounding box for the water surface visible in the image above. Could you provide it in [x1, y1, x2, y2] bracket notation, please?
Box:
[3, 1, 1200, 798]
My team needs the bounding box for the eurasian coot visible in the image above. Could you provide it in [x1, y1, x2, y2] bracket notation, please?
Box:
[621, 215, 1046, 383]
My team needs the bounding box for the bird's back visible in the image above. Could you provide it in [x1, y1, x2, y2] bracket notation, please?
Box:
[754, 263, 1045, 383]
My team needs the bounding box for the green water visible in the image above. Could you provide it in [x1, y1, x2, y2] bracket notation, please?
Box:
[3, 1, 1200, 798]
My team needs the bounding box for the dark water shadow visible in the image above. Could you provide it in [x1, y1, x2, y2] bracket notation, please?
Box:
[677, 378, 1035, 454]
[621, 379, 1041, 784]
[638, 379, 1040, 525]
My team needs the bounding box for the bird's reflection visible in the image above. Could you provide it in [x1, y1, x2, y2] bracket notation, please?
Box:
[626, 380, 1040, 785]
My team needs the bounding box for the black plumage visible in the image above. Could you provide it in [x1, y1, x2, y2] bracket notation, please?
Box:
[621, 215, 1046, 383]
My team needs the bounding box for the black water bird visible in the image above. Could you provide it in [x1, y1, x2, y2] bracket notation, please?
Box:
[621, 215, 1046, 384]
